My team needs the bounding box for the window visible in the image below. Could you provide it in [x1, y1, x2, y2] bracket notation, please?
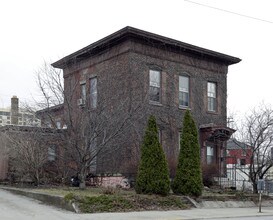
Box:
[80, 83, 86, 104]
[48, 146, 56, 161]
[242, 150, 247, 157]
[207, 146, 214, 164]
[149, 70, 161, 103]
[158, 130, 162, 145]
[178, 131, 182, 151]
[56, 121, 61, 129]
[90, 77, 97, 108]
[179, 75, 189, 107]
[207, 82, 217, 112]
[240, 159, 246, 166]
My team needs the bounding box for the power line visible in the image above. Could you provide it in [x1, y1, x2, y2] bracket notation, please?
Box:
[184, 0, 273, 24]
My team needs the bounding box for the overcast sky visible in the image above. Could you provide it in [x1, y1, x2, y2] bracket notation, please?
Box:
[0, 0, 272, 119]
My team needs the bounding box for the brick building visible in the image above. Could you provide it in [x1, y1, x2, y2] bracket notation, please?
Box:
[0, 125, 64, 182]
[226, 139, 252, 166]
[50, 26, 241, 177]
[0, 96, 40, 127]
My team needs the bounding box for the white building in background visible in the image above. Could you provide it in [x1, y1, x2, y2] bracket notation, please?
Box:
[0, 96, 40, 127]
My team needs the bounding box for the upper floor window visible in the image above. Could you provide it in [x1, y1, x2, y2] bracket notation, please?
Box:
[158, 129, 162, 145]
[207, 82, 217, 112]
[149, 70, 161, 103]
[80, 83, 86, 104]
[56, 121, 61, 129]
[90, 77, 97, 108]
[179, 75, 189, 108]
[178, 131, 182, 151]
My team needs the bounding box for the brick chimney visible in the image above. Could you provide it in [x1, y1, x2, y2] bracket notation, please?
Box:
[11, 96, 19, 125]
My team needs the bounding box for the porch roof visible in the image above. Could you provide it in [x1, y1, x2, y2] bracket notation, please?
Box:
[200, 124, 235, 142]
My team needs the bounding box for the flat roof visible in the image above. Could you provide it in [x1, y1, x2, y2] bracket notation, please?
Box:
[52, 26, 241, 69]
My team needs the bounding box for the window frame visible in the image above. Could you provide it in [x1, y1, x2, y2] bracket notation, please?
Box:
[48, 145, 56, 161]
[206, 145, 214, 164]
[241, 149, 247, 157]
[178, 131, 182, 151]
[80, 82, 87, 104]
[179, 75, 190, 108]
[207, 81, 217, 112]
[149, 69, 161, 103]
[90, 77, 97, 109]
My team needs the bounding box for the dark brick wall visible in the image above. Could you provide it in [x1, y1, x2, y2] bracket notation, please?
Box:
[62, 39, 229, 175]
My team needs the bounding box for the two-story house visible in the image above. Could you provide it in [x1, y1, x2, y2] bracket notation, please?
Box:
[50, 26, 241, 178]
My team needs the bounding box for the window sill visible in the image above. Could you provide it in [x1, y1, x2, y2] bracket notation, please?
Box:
[179, 106, 191, 110]
[149, 101, 163, 107]
[207, 110, 218, 115]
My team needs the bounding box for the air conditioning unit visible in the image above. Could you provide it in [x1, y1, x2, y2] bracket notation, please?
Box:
[77, 98, 84, 106]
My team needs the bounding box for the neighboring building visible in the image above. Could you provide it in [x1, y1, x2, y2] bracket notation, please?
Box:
[267, 148, 273, 180]
[36, 104, 64, 129]
[224, 139, 253, 190]
[0, 96, 41, 181]
[0, 96, 40, 127]
[226, 139, 252, 167]
[0, 125, 64, 182]
[47, 26, 240, 178]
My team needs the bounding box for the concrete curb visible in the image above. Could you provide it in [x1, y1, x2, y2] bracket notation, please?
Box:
[0, 187, 77, 212]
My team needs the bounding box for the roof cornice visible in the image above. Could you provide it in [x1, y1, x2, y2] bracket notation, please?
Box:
[52, 26, 241, 69]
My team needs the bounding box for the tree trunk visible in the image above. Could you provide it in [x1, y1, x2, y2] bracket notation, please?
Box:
[79, 168, 86, 190]
[253, 182, 258, 194]
[79, 181, 86, 190]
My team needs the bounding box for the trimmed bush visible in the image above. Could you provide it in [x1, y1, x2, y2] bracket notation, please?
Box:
[202, 164, 218, 187]
[172, 110, 203, 197]
[135, 115, 170, 195]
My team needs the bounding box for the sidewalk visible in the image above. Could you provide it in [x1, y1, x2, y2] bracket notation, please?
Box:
[80, 207, 273, 220]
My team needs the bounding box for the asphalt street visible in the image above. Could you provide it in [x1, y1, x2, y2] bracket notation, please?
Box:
[1, 189, 273, 220]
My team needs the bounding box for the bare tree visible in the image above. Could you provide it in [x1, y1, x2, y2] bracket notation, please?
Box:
[35, 62, 144, 189]
[1, 126, 62, 185]
[234, 104, 273, 193]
